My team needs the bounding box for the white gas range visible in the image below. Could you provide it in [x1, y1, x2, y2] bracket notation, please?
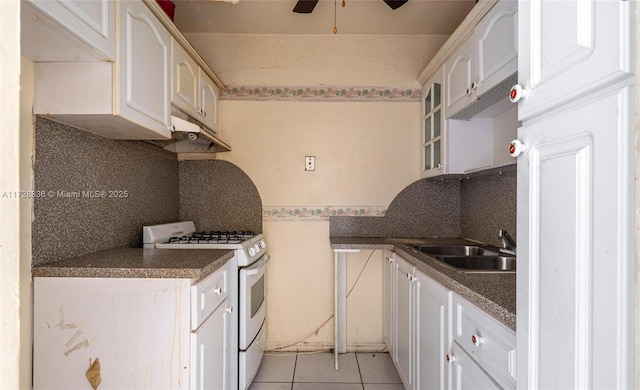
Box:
[143, 221, 269, 390]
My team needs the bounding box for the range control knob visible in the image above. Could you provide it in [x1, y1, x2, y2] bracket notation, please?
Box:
[472, 334, 484, 346]
[259, 240, 266, 249]
[254, 244, 260, 253]
[509, 140, 526, 157]
[509, 84, 528, 103]
[248, 247, 256, 257]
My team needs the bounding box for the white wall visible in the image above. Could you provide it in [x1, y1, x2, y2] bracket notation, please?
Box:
[219, 99, 421, 350]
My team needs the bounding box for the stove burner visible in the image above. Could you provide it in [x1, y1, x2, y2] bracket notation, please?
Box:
[165, 230, 256, 245]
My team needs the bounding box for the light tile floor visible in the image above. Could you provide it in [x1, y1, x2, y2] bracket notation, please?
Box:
[249, 352, 405, 390]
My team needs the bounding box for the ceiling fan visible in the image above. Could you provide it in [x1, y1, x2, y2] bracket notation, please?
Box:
[293, 0, 408, 14]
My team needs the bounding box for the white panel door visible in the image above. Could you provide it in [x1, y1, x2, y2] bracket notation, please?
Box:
[517, 0, 632, 120]
[445, 37, 475, 117]
[450, 343, 501, 390]
[171, 38, 199, 117]
[118, 1, 171, 138]
[191, 300, 230, 390]
[199, 70, 220, 133]
[415, 271, 450, 390]
[516, 84, 634, 389]
[394, 256, 414, 389]
[383, 251, 395, 355]
[27, 0, 116, 60]
[475, 0, 518, 96]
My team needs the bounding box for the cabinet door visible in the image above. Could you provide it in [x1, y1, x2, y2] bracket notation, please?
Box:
[415, 272, 450, 390]
[199, 70, 220, 133]
[445, 37, 475, 118]
[382, 251, 395, 356]
[192, 300, 230, 390]
[450, 343, 501, 390]
[26, 0, 116, 60]
[394, 256, 414, 389]
[421, 67, 445, 178]
[517, 0, 632, 120]
[475, 0, 517, 96]
[171, 38, 199, 117]
[516, 84, 634, 390]
[117, 1, 171, 138]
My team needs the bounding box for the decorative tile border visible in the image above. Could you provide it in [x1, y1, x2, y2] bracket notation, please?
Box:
[263, 206, 387, 221]
[221, 86, 421, 102]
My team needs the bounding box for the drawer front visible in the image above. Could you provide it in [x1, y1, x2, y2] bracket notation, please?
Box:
[192, 266, 228, 330]
[452, 294, 516, 388]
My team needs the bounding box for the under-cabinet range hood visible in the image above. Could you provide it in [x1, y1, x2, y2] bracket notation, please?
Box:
[147, 115, 231, 154]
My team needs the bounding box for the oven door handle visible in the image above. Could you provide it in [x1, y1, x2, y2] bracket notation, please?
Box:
[245, 255, 270, 276]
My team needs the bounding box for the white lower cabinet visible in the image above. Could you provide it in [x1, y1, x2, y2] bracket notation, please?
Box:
[394, 256, 415, 388]
[415, 270, 450, 390]
[450, 343, 501, 390]
[383, 250, 395, 358]
[33, 266, 230, 389]
[385, 253, 515, 390]
[191, 300, 231, 390]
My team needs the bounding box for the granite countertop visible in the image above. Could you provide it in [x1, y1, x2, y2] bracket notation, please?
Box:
[330, 237, 516, 330]
[32, 247, 235, 280]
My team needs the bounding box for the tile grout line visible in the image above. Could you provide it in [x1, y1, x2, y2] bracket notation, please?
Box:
[354, 353, 365, 388]
[290, 352, 298, 389]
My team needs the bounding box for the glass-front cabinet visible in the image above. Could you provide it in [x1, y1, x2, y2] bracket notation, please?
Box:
[422, 67, 445, 177]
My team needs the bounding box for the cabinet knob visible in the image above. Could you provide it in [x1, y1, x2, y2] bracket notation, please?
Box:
[509, 84, 528, 103]
[203, 111, 207, 117]
[445, 354, 455, 363]
[470, 81, 478, 90]
[226, 306, 233, 313]
[214, 287, 222, 295]
[509, 139, 526, 157]
[466, 88, 471, 96]
[471, 334, 484, 346]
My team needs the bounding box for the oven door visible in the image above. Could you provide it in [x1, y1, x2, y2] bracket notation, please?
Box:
[239, 254, 270, 350]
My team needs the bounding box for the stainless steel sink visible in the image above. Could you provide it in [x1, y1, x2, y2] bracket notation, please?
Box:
[411, 245, 515, 272]
[435, 255, 516, 272]
[415, 245, 499, 257]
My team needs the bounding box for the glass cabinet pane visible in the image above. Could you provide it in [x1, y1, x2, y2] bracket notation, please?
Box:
[424, 144, 431, 170]
[424, 116, 432, 141]
[434, 109, 441, 138]
[434, 83, 441, 107]
[434, 140, 441, 168]
[424, 89, 431, 114]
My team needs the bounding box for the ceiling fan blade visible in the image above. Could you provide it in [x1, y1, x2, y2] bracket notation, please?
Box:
[383, 0, 408, 10]
[293, 0, 319, 13]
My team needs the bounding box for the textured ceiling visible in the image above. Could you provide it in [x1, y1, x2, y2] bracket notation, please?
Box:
[173, 0, 477, 35]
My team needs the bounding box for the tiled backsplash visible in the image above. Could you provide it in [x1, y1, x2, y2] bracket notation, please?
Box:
[32, 117, 179, 265]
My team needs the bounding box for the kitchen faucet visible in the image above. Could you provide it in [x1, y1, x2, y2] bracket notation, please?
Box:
[499, 229, 516, 255]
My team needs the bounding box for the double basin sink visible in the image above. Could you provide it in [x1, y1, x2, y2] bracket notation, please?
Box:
[411, 244, 516, 273]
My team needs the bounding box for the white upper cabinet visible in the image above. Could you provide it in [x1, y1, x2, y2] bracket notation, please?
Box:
[171, 38, 220, 134]
[172, 39, 200, 117]
[446, 0, 518, 118]
[445, 37, 476, 117]
[474, 0, 518, 97]
[22, 0, 116, 61]
[516, 0, 632, 120]
[199, 70, 220, 134]
[117, 1, 172, 137]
